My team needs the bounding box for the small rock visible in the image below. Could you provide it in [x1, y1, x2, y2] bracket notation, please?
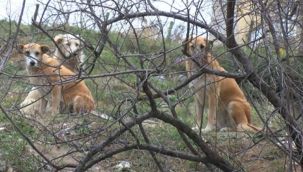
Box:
[91, 111, 113, 120]
[142, 119, 158, 128]
[113, 161, 131, 172]
[0, 127, 6, 131]
[6, 167, 15, 172]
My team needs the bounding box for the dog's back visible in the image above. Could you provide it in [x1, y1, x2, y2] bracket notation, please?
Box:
[61, 79, 95, 113]
[41, 54, 95, 113]
[46, 55, 95, 113]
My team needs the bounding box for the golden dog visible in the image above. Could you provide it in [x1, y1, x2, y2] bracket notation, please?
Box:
[19, 43, 95, 114]
[182, 36, 260, 132]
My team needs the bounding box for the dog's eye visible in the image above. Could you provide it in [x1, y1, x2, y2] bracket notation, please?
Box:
[35, 51, 40, 56]
[75, 43, 79, 47]
[25, 51, 30, 56]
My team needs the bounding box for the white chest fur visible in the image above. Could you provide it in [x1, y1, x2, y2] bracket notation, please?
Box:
[26, 67, 53, 96]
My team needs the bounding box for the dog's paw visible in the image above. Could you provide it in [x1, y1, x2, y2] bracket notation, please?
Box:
[202, 125, 216, 133]
[51, 109, 60, 115]
[191, 125, 200, 131]
[220, 127, 232, 132]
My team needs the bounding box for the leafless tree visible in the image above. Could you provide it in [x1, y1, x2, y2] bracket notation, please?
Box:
[0, 0, 302, 171]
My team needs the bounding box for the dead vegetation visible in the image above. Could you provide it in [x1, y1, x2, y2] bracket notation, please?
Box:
[0, 0, 302, 171]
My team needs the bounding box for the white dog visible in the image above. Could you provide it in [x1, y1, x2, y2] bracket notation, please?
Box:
[54, 34, 86, 72]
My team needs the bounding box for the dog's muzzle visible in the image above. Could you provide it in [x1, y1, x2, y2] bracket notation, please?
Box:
[30, 60, 36, 66]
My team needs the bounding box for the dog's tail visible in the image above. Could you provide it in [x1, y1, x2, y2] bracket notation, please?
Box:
[237, 123, 262, 133]
[247, 123, 262, 132]
[244, 104, 262, 132]
[243, 101, 252, 124]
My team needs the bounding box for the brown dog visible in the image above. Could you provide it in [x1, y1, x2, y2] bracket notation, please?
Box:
[182, 36, 260, 132]
[19, 43, 95, 114]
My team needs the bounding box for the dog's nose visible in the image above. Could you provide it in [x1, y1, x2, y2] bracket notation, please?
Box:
[30, 61, 36, 66]
[72, 52, 78, 56]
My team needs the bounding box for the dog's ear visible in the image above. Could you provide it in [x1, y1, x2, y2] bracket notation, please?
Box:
[40, 45, 49, 54]
[17, 44, 24, 53]
[54, 34, 63, 44]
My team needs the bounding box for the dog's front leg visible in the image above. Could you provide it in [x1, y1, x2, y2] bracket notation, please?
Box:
[202, 86, 218, 132]
[193, 91, 206, 131]
[51, 85, 61, 115]
[39, 97, 47, 114]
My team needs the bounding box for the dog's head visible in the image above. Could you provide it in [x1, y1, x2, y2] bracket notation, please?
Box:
[182, 36, 215, 72]
[54, 34, 82, 58]
[18, 43, 49, 68]
[182, 36, 213, 57]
